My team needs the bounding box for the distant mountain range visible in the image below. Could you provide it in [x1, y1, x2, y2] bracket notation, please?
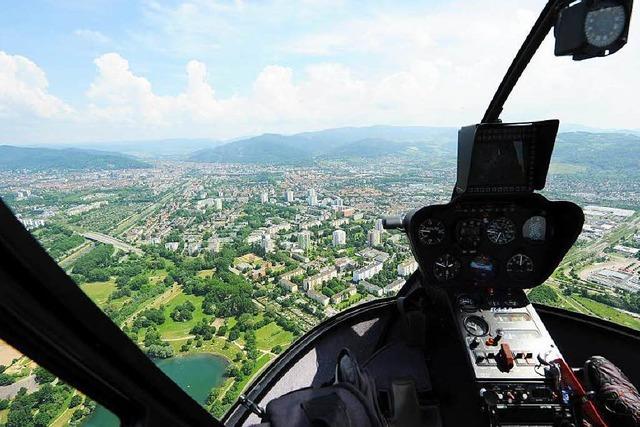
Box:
[189, 127, 640, 170]
[553, 132, 640, 171]
[56, 138, 222, 159]
[190, 126, 458, 164]
[0, 145, 150, 171]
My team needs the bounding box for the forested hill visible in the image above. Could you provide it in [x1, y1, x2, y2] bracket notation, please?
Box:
[0, 145, 150, 171]
[553, 132, 640, 172]
[189, 126, 458, 164]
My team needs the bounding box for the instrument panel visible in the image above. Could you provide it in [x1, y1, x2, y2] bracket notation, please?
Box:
[405, 194, 583, 289]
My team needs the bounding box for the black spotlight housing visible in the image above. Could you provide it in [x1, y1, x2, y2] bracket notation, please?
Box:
[554, 0, 633, 60]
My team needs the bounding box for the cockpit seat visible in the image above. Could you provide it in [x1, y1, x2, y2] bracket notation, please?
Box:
[260, 293, 442, 427]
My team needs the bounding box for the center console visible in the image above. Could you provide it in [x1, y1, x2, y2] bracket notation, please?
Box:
[451, 288, 577, 427]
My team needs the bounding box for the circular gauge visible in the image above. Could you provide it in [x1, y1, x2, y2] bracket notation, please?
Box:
[585, 5, 626, 48]
[456, 218, 483, 250]
[523, 216, 546, 241]
[418, 218, 446, 245]
[486, 217, 516, 245]
[457, 295, 479, 312]
[464, 315, 489, 337]
[506, 253, 535, 280]
[433, 254, 461, 282]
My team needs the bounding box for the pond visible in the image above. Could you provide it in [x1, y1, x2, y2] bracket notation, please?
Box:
[82, 353, 228, 426]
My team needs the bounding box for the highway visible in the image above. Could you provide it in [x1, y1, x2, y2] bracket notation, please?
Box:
[82, 231, 143, 255]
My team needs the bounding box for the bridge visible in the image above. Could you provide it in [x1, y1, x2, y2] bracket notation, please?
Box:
[82, 232, 143, 256]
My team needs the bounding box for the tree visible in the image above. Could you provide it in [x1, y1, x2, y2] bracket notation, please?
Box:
[69, 394, 84, 408]
[34, 366, 55, 384]
[146, 344, 174, 359]
[0, 372, 14, 386]
[171, 301, 196, 322]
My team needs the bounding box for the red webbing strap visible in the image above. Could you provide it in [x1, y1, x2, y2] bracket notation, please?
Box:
[553, 358, 609, 427]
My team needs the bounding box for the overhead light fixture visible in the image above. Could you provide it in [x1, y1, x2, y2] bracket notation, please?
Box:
[554, 0, 633, 60]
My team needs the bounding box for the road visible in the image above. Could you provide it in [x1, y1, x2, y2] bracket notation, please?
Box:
[0, 375, 38, 399]
[82, 232, 143, 255]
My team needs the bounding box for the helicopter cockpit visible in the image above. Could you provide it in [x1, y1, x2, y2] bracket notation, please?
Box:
[0, 1, 638, 427]
[221, 1, 640, 426]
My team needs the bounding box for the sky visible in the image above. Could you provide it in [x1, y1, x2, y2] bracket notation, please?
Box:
[0, 0, 638, 144]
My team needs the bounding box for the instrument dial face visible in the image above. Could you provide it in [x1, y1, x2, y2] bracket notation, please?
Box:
[464, 315, 489, 337]
[433, 254, 461, 282]
[486, 217, 516, 245]
[418, 218, 446, 245]
[506, 253, 535, 280]
[456, 218, 483, 250]
[585, 5, 626, 48]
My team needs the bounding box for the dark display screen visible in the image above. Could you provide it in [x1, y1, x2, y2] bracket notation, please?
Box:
[468, 139, 528, 187]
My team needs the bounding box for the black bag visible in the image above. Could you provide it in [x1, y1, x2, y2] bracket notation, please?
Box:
[584, 356, 640, 427]
[264, 349, 386, 427]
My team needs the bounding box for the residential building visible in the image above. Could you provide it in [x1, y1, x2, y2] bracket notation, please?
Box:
[384, 278, 406, 295]
[352, 262, 383, 282]
[397, 258, 419, 276]
[285, 190, 294, 202]
[308, 188, 318, 206]
[359, 280, 383, 297]
[332, 229, 346, 246]
[307, 289, 330, 306]
[367, 229, 381, 247]
[303, 267, 338, 291]
[298, 230, 312, 250]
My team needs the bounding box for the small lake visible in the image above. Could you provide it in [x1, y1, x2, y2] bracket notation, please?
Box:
[82, 353, 228, 426]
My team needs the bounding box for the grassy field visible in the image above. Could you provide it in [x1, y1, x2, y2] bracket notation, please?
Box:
[0, 409, 7, 424]
[255, 322, 293, 351]
[196, 269, 214, 279]
[156, 292, 206, 339]
[572, 296, 640, 330]
[80, 279, 117, 306]
[168, 335, 240, 361]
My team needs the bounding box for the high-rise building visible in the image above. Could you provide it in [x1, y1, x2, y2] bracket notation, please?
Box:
[307, 188, 318, 206]
[334, 196, 343, 207]
[285, 190, 294, 203]
[375, 218, 384, 231]
[367, 229, 381, 247]
[260, 192, 269, 204]
[298, 230, 312, 250]
[332, 230, 346, 246]
[261, 234, 274, 253]
[214, 198, 223, 210]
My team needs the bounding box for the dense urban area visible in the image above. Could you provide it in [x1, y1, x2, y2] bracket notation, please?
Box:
[0, 135, 639, 426]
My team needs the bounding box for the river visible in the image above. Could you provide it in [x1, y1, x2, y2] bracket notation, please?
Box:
[82, 353, 228, 426]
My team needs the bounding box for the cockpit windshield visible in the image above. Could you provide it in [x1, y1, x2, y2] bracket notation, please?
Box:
[0, 1, 639, 425]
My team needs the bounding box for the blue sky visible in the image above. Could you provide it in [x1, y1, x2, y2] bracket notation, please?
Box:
[1, 0, 638, 144]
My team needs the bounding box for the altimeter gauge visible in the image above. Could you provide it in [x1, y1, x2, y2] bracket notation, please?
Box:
[486, 217, 516, 245]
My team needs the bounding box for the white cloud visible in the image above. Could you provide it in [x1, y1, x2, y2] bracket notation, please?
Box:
[74, 29, 111, 44]
[0, 51, 72, 119]
[1, 0, 639, 143]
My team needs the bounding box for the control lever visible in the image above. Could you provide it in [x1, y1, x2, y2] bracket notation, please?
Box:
[382, 216, 404, 230]
[497, 343, 515, 372]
